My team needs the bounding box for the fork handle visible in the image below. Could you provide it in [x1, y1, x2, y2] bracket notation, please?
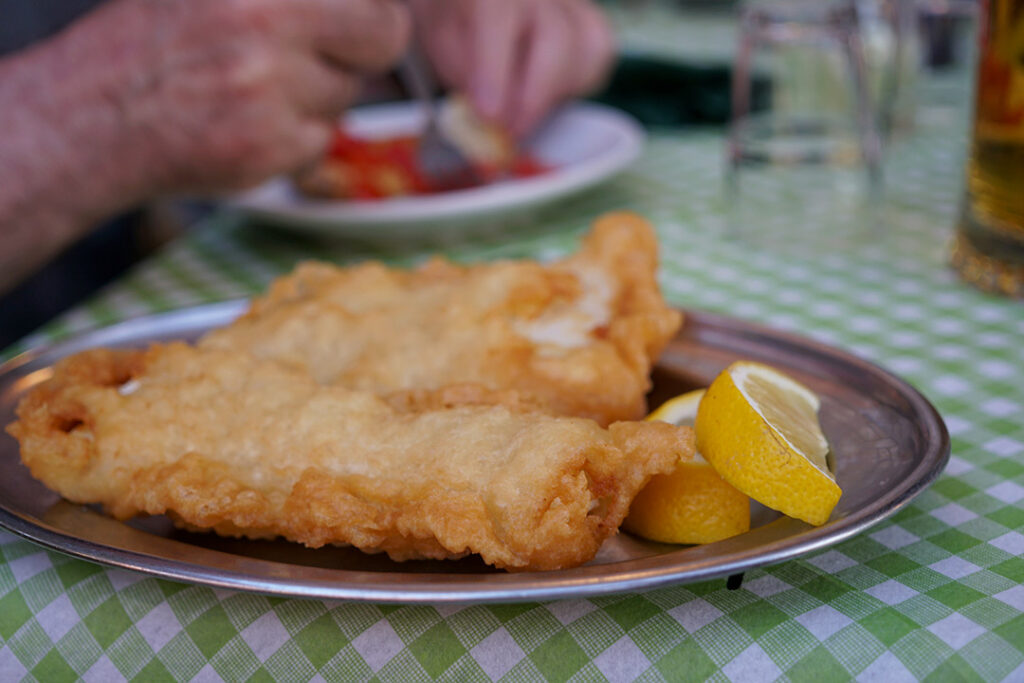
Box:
[397, 45, 438, 118]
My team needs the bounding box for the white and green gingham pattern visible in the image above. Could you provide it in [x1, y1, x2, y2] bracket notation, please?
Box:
[3, 53, 1024, 683]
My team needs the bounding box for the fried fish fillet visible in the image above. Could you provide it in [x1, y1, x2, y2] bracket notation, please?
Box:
[8, 344, 691, 571]
[200, 212, 682, 426]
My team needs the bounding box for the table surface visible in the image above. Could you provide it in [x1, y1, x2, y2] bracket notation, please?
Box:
[5, 9, 1024, 683]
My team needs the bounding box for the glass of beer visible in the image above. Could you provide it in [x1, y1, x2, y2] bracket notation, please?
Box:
[951, 0, 1024, 297]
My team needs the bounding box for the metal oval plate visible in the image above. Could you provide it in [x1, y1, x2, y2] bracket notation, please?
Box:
[0, 302, 949, 603]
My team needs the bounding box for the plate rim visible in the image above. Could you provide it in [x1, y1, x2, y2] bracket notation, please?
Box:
[0, 302, 950, 603]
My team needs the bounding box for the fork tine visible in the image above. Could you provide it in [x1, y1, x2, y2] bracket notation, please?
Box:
[396, 49, 482, 191]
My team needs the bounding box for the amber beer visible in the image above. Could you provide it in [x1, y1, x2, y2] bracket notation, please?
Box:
[953, 0, 1024, 296]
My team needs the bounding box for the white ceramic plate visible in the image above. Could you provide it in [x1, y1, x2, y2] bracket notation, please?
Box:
[230, 101, 645, 240]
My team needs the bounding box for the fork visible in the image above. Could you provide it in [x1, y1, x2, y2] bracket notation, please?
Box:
[396, 48, 482, 191]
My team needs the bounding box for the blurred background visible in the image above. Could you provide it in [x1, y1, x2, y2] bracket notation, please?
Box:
[0, 0, 980, 348]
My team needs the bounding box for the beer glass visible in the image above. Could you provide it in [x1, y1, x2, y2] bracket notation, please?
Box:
[951, 0, 1024, 297]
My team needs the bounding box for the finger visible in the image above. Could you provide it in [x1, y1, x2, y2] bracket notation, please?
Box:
[410, 0, 467, 89]
[572, 1, 616, 94]
[258, 118, 335, 184]
[286, 55, 360, 119]
[292, 0, 411, 73]
[417, 2, 471, 91]
[511, 2, 576, 136]
[467, 0, 525, 124]
[194, 117, 333, 193]
[288, 119, 335, 171]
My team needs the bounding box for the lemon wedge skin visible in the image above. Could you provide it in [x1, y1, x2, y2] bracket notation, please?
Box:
[623, 457, 751, 544]
[625, 390, 751, 545]
[695, 361, 840, 526]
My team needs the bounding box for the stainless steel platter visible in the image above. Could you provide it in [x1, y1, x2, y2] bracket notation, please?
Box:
[0, 301, 949, 603]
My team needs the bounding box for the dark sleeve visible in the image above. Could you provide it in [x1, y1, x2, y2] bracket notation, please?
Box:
[0, 0, 107, 55]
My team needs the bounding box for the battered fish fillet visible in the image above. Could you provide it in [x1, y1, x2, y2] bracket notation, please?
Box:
[200, 212, 682, 426]
[8, 344, 691, 571]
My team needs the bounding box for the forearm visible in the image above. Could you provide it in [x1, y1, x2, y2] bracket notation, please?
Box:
[0, 2, 158, 291]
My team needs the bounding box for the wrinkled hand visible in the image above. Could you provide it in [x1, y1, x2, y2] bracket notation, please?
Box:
[0, 0, 410, 290]
[100, 0, 410, 192]
[411, 0, 614, 137]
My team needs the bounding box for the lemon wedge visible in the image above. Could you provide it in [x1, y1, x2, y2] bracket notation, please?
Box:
[695, 361, 840, 526]
[624, 390, 751, 545]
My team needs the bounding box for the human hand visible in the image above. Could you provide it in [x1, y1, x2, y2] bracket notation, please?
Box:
[0, 0, 409, 289]
[411, 0, 614, 137]
[95, 0, 411, 193]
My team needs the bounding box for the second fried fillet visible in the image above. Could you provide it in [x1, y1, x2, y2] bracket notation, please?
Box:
[200, 212, 682, 425]
[8, 344, 690, 571]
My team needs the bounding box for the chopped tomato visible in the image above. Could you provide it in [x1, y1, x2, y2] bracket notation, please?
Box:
[319, 129, 549, 199]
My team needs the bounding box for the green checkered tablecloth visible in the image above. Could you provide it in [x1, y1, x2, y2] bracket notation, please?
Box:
[4, 37, 1024, 683]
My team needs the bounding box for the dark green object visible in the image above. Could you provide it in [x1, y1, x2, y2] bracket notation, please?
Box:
[590, 53, 770, 128]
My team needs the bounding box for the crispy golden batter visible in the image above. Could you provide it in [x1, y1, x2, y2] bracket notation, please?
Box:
[8, 344, 691, 571]
[200, 212, 682, 425]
